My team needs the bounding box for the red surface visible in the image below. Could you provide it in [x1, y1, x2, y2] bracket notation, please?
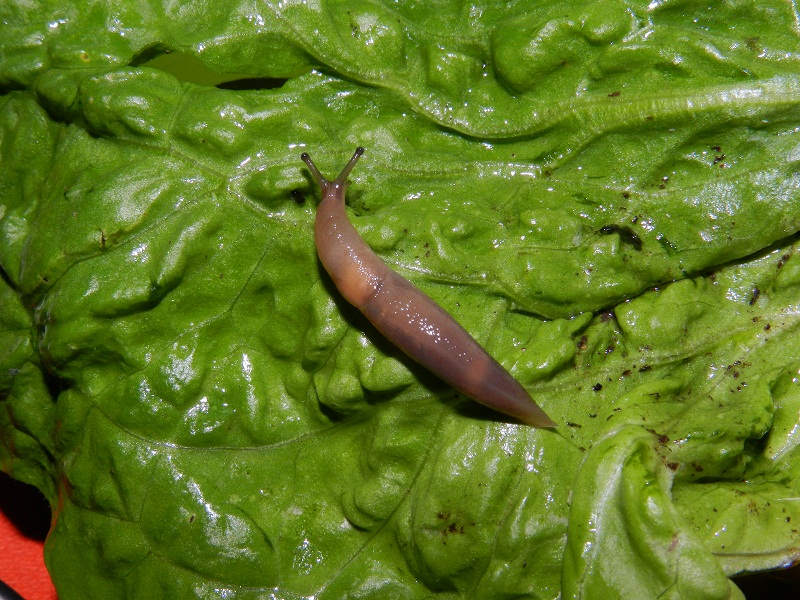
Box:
[0, 473, 57, 600]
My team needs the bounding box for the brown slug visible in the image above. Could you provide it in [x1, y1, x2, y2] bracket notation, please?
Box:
[301, 147, 555, 428]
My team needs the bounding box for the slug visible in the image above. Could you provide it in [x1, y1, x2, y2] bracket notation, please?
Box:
[301, 148, 556, 428]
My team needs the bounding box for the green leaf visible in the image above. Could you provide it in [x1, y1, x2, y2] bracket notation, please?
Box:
[563, 426, 739, 600]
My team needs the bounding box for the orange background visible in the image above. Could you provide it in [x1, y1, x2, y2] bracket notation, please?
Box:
[0, 472, 57, 600]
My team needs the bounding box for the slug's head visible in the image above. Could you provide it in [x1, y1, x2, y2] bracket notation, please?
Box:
[301, 147, 364, 196]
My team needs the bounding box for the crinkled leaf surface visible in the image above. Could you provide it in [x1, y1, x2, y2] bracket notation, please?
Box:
[1, 1, 800, 598]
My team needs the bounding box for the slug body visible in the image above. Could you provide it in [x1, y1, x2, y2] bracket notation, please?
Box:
[301, 148, 555, 428]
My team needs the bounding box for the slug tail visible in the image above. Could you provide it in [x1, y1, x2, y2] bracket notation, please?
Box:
[515, 404, 557, 428]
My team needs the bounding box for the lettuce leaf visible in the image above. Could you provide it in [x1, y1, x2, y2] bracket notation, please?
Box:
[2, 1, 800, 598]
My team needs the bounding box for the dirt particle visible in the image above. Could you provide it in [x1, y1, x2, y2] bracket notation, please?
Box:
[598, 224, 643, 251]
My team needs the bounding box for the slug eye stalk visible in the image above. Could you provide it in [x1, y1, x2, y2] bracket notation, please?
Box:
[302, 147, 364, 192]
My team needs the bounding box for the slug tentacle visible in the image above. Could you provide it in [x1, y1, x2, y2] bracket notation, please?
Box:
[300, 152, 328, 188]
[302, 147, 556, 428]
[302, 147, 364, 193]
[335, 146, 364, 184]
